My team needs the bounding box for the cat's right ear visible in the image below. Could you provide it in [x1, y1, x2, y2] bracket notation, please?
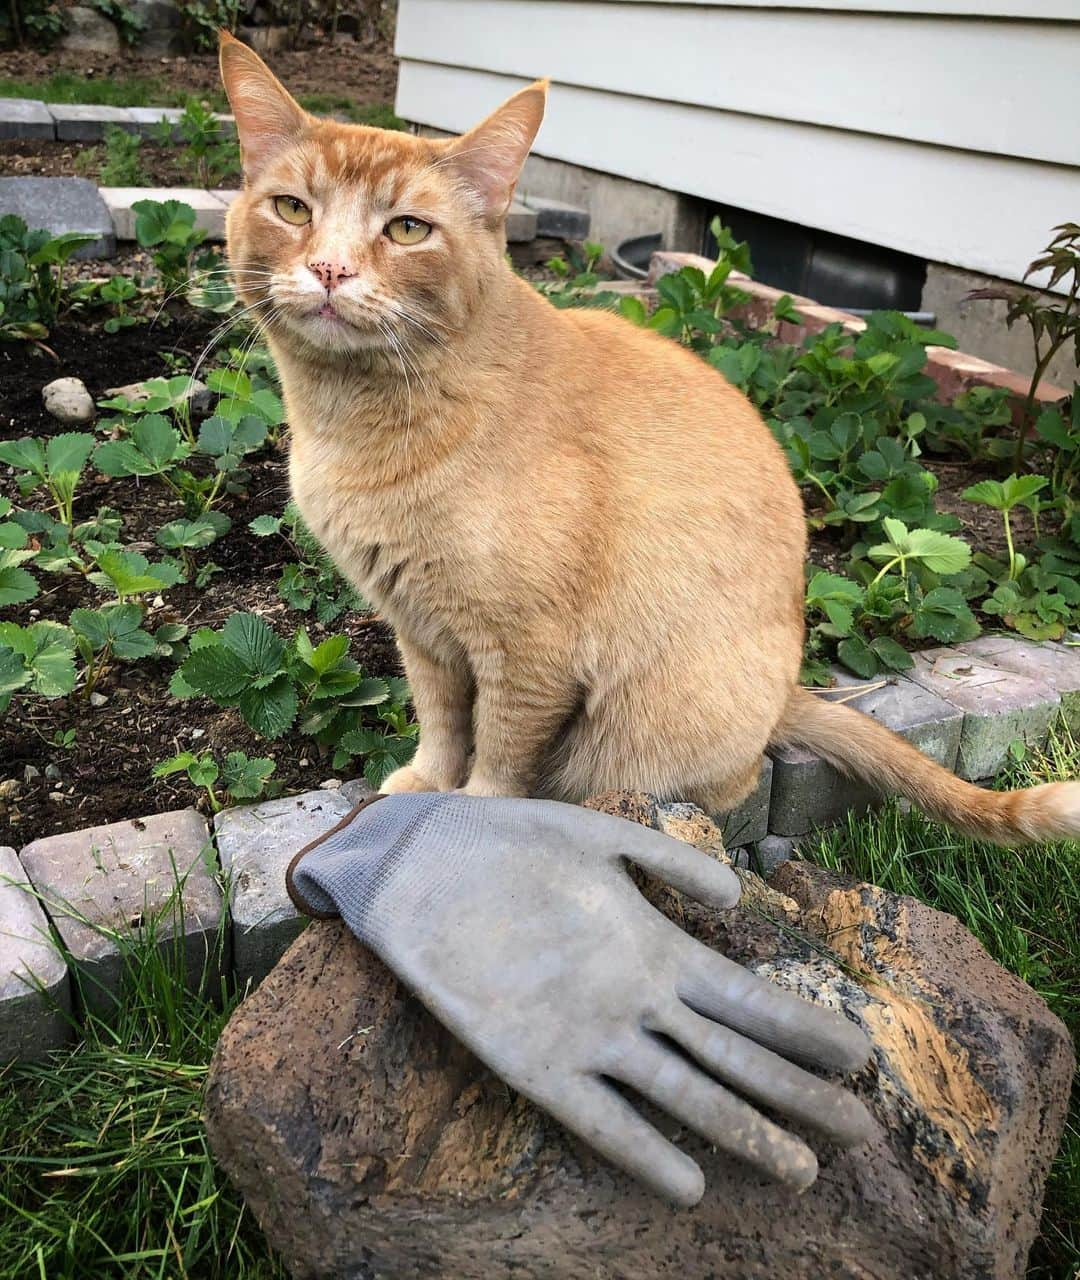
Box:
[219, 30, 309, 180]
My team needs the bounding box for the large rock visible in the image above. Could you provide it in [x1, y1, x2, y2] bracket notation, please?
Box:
[204, 793, 1073, 1280]
[58, 5, 120, 53]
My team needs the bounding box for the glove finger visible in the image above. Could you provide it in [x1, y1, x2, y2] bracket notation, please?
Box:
[654, 1002, 875, 1148]
[678, 948, 871, 1073]
[569, 807, 740, 910]
[551, 1077, 706, 1208]
[612, 1037, 818, 1191]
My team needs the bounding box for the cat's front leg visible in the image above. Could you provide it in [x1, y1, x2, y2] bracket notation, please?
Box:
[462, 649, 580, 798]
[382, 635, 473, 794]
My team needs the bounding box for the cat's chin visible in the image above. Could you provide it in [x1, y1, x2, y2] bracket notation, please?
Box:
[278, 310, 388, 355]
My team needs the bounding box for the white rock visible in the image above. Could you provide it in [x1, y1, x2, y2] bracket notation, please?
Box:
[42, 377, 95, 425]
[89, 691, 108, 707]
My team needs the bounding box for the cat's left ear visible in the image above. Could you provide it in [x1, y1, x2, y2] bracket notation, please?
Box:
[219, 30, 310, 180]
[445, 79, 548, 222]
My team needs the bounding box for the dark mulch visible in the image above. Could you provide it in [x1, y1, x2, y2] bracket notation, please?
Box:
[0, 36, 398, 106]
[0, 309, 400, 845]
[0, 137, 240, 188]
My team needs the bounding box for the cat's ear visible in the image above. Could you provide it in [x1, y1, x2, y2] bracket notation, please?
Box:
[219, 30, 309, 179]
[445, 80, 548, 220]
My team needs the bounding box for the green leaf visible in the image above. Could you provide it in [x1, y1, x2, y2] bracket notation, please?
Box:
[179, 644, 250, 698]
[221, 612, 286, 677]
[0, 437, 46, 479]
[0, 644, 32, 708]
[206, 368, 251, 399]
[237, 673, 298, 739]
[836, 634, 881, 678]
[248, 514, 282, 537]
[220, 751, 275, 799]
[901, 527, 972, 575]
[0, 563, 38, 606]
[45, 432, 95, 478]
[156, 514, 230, 551]
[910, 587, 980, 644]
[94, 414, 188, 477]
[961, 479, 1006, 510]
[152, 751, 199, 779]
[869, 636, 914, 671]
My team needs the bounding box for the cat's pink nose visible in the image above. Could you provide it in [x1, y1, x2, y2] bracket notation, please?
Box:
[308, 260, 355, 290]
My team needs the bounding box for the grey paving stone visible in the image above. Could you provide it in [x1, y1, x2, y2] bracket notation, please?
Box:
[214, 789, 357, 989]
[768, 668, 964, 835]
[102, 186, 230, 241]
[957, 635, 1080, 735]
[712, 756, 772, 846]
[48, 103, 137, 142]
[0, 97, 55, 140]
[0, 176, 115, 258]
[340, 777, 377, 806]
[506, 200, 538, 244]
[0, 847, 70, 1061]
[128, 106, 185, 139]
[520, 193, 590, 239]
[19, 810, 224, 1020]
[751, 834, 798, 877]
[908, 647, 1059, 781]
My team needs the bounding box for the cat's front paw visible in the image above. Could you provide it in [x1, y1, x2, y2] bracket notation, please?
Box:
[381, 765, 440, 794]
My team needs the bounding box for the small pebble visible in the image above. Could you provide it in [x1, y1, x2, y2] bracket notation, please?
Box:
[48, 791, 66, 803]
[42, 377, 95, 425]
[299, 757, 310, 767]
[89, 691, 108, 707]
[45, 763, 62, 781]
[0, 779, 20, 801]
[23, 765, 40, 782]
[191, 728, 205, 740]
[319, 779, 342, 791]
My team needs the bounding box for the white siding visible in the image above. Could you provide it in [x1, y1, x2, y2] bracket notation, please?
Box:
[395, 1, 1080, 285]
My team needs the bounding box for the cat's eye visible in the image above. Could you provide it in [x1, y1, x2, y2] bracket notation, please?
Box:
[274, 195, 311, 226]
[385, 216, 432, 246]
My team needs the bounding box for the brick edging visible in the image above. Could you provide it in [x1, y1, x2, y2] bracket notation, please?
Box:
[647, 250, 1070, 413]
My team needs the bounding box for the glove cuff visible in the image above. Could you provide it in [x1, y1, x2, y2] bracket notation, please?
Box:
[286, 792, 389, 919]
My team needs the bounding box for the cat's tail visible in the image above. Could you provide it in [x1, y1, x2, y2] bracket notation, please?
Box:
[771, 686, 1080, 846]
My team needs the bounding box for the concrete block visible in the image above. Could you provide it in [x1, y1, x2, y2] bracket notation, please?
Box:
[48, 103, 137, 142]
[712, 756, 772, 846]
[214, 789, 357, 989]
[768, 669, 964, 835]
[520, 193, 590, 240]
[0, 97, 55, 140]
[908, 647, 1059, 780]
[0, 176, 115, 258]
[752, 834, 798, 877]
[340, 777, 377, 806]
[0, 847, 70, 1061]
[128, 106, 185, 139]
[505, 200, 538, 244]
[956, 636, 1080, 736]
[19, 810, 223, 1020]
[102, 187, 230, 241]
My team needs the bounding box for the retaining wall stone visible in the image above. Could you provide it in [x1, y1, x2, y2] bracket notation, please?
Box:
[907, 648, 1060, 781]
[214, 788, 359, 990]
[19, 810, 224, 1020]
[0, 847, 70, 1061]
[957, 636, 1080, 736]
[769, 669, 963, 835]
[48, 103, 138, 142]
[0, 98, 55, 140]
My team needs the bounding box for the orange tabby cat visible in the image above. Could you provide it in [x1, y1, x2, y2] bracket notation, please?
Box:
[219, 32, 1080, 844]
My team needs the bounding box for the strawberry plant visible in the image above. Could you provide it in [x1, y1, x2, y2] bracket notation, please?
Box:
[152, 749, 275, 812]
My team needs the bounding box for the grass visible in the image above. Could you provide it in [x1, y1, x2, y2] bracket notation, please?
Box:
[0, 73, 404, 129]
[802, 727, 1080, 1280]
[0, 877, 285, 1280]
[0, 740, 1074, 1278]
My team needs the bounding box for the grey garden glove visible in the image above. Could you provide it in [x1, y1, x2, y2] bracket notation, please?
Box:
[286, 792, 873, 1207]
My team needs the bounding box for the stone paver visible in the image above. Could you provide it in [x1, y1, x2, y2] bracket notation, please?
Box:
[957, 636, 1080, 736]
[712, 756, 772, 846]
[0, 97, 55, 140]
[19, 810, 223, 1019]
[128, 106, 185, 139]
[769, 669, 964, 835]
[0, 847, 70, 1061]
[520, 193, 590, 239]
[48, 102, 137, 142]
[0, 176, 115, 258]
[101, 187, 231, 241]
[214, 788, 361, 989]
[908, 647, 1060, 781]
[506, 200, 538, 244]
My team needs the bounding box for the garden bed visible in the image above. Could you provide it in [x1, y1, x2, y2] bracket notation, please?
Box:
[1, 311, 401, 845]
[1, 136, 226, 187]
